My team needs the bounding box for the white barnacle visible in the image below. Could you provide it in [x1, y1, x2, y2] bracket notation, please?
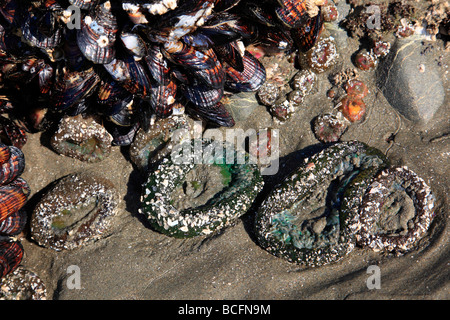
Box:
[96, 35, 109, 48]
[84, 15, 92, 25]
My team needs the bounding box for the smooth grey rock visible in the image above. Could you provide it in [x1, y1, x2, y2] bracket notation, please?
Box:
[377, 39, 445, 123]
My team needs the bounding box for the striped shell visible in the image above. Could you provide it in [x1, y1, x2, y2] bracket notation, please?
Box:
[76, 1, 118, 64]
[0, 145, 25, 186]
[0, 240, 23, 279]
[0, 209, 27, 236]
[50, 115, 113, 163]
[0, 178, 31, 222]
[276, 0, 313, 29]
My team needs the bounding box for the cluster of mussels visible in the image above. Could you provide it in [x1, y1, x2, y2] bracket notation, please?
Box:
[0, 143, 29, 279]
[0, 0, 327, 153]
[0, 0, 334, 298]
[0, 143, 47, 299]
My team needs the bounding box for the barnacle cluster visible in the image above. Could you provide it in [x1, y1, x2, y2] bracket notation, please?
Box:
[0, 266, 47, 300]
[0, 0, 277, 151]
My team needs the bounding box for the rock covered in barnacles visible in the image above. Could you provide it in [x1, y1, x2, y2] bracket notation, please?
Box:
[50, 114, 113, 163]
[140, 139, 264, 238]
[30, 172, 119, 251]
[129, 115, 190, 172]
[312, 113, 348, 143]
[0, 266, 47, 300]
[255, 141, 388, 267]
[350, 166, 435, 254]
